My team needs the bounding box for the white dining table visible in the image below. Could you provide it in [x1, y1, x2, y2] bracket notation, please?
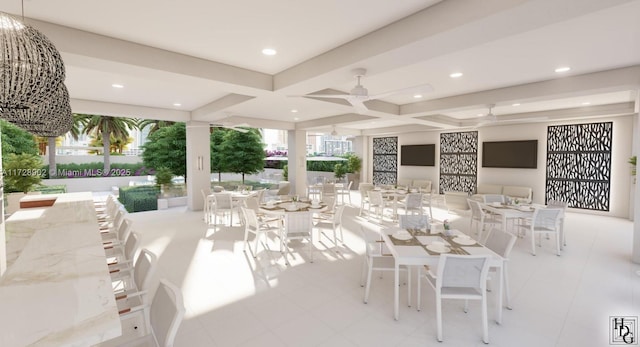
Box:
[381, 227, 505, 323]
[482, 203, 535, 234]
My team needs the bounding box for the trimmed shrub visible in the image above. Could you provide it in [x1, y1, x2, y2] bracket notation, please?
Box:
[35, 185, 67, 194]
[118, 185, 160, 213]
[44, 162, 154, 179]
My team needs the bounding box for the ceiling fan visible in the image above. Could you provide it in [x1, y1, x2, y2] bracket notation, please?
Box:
[290, 68, 434, 114]
[468, 104, 548, 127]
[474, 104, 498, 125]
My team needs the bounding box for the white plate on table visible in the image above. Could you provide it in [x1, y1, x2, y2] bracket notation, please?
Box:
[279, 202, 307, 211]
[393, 233, 413, 241]
[452, 237, 476, 246]
[426, 244, 451, 253]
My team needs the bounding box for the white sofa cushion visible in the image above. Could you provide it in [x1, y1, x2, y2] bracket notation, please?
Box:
[444, 191, 470, 211]
[412, 179, 432, 192]
[476, 184, 502, 195]
[502, 185, 532, 200]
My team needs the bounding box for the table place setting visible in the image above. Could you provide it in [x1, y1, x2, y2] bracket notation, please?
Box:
[389, 230, 422, 246]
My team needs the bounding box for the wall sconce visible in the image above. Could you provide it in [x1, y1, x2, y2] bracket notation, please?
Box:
[197, 156, 203, 171]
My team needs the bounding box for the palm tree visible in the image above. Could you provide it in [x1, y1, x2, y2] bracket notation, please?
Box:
[70, 114, 90, 141]
[137, 119, 175, 135]
[82, 114, 138, 174]
[41, 114, 89, 178]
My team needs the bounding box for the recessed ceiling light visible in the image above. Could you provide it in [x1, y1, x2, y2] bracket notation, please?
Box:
[555, 66, 571, 73]
[449, 72, 463, 78]
[293, 117, 299, 121]
[582, 102, 591, 105]
[413, 94, 423, 99]
[476, 113, 485, 117]
[173, 103, 181, 107]
[111, 84, 124, 88]
[512, 103, 521, 107]
[291, 109, 298, 113]
[262, 48, 277, 56]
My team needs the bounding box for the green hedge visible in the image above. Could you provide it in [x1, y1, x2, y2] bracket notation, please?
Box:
[35, 185, 67, 194]
[118, 185, 160, 213]
[44, 162, 155, 179]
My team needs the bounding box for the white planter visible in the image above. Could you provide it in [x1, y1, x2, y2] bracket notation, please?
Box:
[6, 192, 42, 216]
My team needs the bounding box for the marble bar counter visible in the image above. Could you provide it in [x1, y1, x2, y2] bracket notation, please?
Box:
[0, 192, 121, 346]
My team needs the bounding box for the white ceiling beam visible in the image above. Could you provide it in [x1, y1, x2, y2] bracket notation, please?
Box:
[274, 0, 633, 92]
[361, 124, 436, 136]
[296, 113, 377, 130]
[191, 94, 256, 121]
[28, 18, 273, 91]
[70, 99, 190, 121]
[224, 116, 295, 131]
[401, 65, 640, 115]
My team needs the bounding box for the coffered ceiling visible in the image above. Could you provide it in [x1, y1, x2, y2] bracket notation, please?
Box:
[3, 0, 639, 135]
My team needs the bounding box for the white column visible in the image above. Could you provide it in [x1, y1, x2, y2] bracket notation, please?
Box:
[186, 121, 211, 211]
[631, 90, 640, 263]
[0, 131, 5, 276]
[353, 135, 370, 185]
[287, 130, 308, 197]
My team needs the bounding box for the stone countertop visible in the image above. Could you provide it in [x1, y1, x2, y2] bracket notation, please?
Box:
[0, 192, 121, 346]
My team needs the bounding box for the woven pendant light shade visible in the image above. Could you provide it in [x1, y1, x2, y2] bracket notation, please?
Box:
[0, 11, 66, 110]
[21, 102, 73, 137]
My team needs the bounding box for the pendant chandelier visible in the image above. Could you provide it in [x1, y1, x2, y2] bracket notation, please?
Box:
[0, 11, 66, 111]
[15, 93, 73, 137]
[1, 83, 69, 126]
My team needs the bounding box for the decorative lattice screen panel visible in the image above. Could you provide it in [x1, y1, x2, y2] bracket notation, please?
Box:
[546, 122, 612, 211]
[372, 137, 398, 185]
[439, 131, 478, 194]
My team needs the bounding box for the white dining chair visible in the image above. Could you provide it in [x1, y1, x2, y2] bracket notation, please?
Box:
[314, 204, 345, 245]
[367, 190, 389, 221]
[547, 199, 569, 246]
[118, 279, 186, 347]
[201, 188, 212, 223]
[420, 189, 434, 220]
[482, 227, 517, 310]
[100, 208, 127, 239]
[210, 192, 236, 226]
[359, 226, 410, 305]
[422, 254, 492, 343]
[105, 229, 140, 269]
[467, 199, 502, 243]
[336, 181, 353, 205]
[520, 207, 564, 256]
[358, 182, 375, 216]
[321, 183, 336, 202]
[399, 192, 424, 215]
[111, 248, 158, 308]
[279, 211, 314, 265]
[482, 194, 505, 204]
[241, 206, 281, 258]
[398, 214, 430, 230]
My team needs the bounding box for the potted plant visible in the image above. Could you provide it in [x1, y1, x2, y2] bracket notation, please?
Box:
[333, 162, 348, 183]
[3, 153, 45, 214]
[346, 153, 362, 189]
[154, 166, 174, 198]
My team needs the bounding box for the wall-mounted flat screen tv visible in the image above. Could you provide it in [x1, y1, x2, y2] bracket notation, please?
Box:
[400, 144, 435, 166]
[482, 140, 538, 169]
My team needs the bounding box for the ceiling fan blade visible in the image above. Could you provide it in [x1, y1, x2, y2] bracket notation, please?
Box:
[348, 98, 369, 114]
[368, 83, 435, 100]
[295, 94, 351, 99]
